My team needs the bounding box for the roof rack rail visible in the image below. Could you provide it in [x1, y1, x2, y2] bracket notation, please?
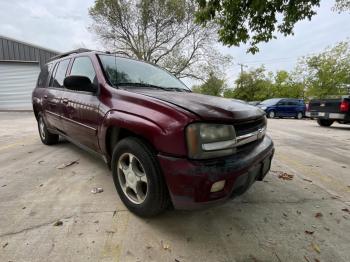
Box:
[49, 48, 91, 61]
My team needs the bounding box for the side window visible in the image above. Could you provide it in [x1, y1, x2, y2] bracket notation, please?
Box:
[37, 63, 53, 88]
[70, 57, 96, 83]
[48, 62, 58, 87]
[51, 59, 70, 88]
[278, 100, 287, 106]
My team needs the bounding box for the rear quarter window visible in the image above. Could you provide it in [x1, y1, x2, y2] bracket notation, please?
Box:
[36, 63, 53, 88]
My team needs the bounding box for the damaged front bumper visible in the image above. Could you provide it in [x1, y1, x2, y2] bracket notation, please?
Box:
[158, 135, 274, 210]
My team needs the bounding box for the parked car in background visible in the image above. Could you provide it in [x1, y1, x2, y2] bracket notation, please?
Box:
[257, 98, 306, 119]
[307, 96, 350, 126]
[32, 49, 274, 217]
[248, 101, 261, 106]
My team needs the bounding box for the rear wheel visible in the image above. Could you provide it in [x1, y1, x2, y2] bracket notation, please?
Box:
[268, 110, 275, 118]
[111, 137, 169, 217]
[296, 112, 303, 119]
[38, 115, 59, 145]
[317, 119, 334, 127]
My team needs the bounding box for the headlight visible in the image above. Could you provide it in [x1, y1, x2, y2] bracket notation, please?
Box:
[260, 106, 267, 110]
[186, 123, 236, 159]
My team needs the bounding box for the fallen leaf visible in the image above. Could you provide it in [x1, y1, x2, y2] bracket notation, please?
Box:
[304, 256, 311, 262]
[2, 242, 8, 248]
[277, 172, 294, 180]
[283, 212, 288, 217]
[315, 212, 323, 218]
[303, 178, 313, 183]
[146, 246, 152, 249]
[314, 259, 320, 262]
[305, 230, 314, 235]
[53, 220, 63, 226]
[161, 240, 171, 251]
[341, 208, 350, 214]
[324, 227, 330, 231]
[56, 160, 79, 169]
[1, 184, 6, 187]
[312, 243, 321, 254]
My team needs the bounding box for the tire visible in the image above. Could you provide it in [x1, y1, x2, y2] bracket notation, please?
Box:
[317, 119, 334, 127]
[37, 115, 59, 145]
[268, 110, 275, 118]
[111, 137, 169, 217]
[296, 112, 303, 119]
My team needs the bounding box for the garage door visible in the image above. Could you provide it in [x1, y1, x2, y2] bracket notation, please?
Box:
[0, 62, 40, 110]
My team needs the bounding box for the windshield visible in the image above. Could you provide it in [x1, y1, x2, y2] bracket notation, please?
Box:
[259, 98, 281, 106]
[98, 55, 189, 91]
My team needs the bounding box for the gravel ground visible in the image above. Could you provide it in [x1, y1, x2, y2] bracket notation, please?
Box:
[0, 112, 349, 262]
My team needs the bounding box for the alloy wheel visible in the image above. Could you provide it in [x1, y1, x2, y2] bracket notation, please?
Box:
[117, 153, 148, 204]
[39, 117, 46, 140]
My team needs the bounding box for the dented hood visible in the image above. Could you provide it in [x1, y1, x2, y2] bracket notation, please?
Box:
[133, 89, 265, 122]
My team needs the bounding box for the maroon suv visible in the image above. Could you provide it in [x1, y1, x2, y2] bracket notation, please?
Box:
[32, 49, 274, 217]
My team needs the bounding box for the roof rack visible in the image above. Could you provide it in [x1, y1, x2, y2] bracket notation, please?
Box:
[48, 48, 91, 61]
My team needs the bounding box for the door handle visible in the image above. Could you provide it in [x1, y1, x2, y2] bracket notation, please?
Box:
[62, 98, 69, 104]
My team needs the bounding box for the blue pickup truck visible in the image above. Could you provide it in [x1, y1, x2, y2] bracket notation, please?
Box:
[257, 98, 306, 119]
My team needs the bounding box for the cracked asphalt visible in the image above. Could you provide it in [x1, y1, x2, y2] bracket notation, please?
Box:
[0, 112, 349, 262]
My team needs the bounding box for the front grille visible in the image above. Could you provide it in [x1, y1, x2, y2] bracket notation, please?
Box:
[235, 117, 266, 137]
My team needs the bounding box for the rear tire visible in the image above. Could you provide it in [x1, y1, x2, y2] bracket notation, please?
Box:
[111, 137, 169, 217]
[296, 112, 303, 119]
[268, 110, 275, 118]
[317, 119, 334, 127]
[38, 115, 59, 145]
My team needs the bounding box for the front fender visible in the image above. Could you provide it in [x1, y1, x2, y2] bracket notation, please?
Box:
[99, 110, 188, 158]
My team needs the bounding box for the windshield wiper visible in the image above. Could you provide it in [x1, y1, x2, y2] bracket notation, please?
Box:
[117, 82, 168, 90]
[117, 83, 190, 92]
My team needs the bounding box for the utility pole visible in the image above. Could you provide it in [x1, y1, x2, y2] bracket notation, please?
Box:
[237, 63, 247, 88]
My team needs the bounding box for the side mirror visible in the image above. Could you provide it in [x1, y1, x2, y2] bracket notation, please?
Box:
[64, 75, 97, 93]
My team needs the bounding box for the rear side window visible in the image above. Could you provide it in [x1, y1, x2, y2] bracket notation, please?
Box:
[50, 59, 70, 88]
[70, 57, 96, 83]
[36, 63, 53, 88]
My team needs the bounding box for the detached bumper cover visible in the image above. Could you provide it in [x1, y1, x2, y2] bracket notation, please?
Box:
[157, 135, 274, 209]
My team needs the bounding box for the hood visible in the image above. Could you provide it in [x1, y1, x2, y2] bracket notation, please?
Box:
[132, 89, 265, 122]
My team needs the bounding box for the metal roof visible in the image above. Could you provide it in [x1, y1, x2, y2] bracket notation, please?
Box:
[0, 35, 61, 67]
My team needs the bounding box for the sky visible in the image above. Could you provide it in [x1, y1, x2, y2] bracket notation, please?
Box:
[0, 0, 349, 86]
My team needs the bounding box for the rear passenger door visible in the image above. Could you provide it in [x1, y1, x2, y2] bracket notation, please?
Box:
[61, 56, 101, 151]
[43, 59, 70, 131]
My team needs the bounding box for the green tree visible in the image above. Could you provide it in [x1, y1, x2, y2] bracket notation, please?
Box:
[224, 66, 272, 101]
[192, 72, 226, 96]
[195, 0, 321, 53]
[273, 70, 304, 98]
[89, 0, 231, 80]
[296, 41, 350, 98]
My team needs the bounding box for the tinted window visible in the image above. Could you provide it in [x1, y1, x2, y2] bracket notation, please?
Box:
[278, 100, 288, 106]
[260, 98, 281, 106]
[70, 57, 96, 83]
[287, 100, 297, 106]
[37, 63, 53, 88]
[52, 59, 70, 88]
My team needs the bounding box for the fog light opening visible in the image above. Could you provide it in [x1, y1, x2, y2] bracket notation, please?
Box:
[210, 180, 226, 193]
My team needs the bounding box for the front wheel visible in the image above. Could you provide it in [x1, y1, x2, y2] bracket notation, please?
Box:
[317, 119, 334, 127]
[111, 137, 169, 217]
[38, 115, 59, 145]
[268, 110, 275, 118]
